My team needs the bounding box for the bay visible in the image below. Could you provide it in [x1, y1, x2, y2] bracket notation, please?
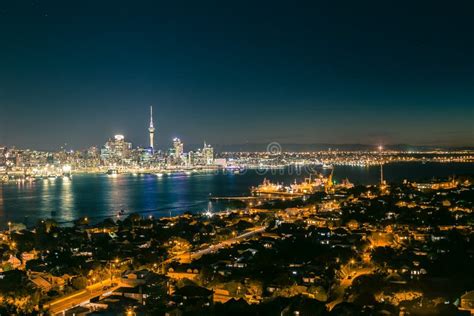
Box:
[1, 162, 472, 226]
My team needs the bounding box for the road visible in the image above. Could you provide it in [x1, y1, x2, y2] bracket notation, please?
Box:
[46, 226, 266, 315]
[326, 267, 374, 311]
[45, 279, 123, 315]
[172, 226, 267, 263]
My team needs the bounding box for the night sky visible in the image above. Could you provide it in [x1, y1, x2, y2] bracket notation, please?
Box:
[1, 1, 473, 150]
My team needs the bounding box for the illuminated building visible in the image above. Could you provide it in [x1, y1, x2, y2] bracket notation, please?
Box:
[173, 138, 183, 157]
[87, 146, 99, 158]
[187, 150, 195, 166]
[252, 178, 285, 194]
[414, 179, 458, 191]
[290, 174, 327, 194]
[172, 137, 184, 162]
[100, 135, 132, 163]
[203, 142, 214, 165]
[181, 143, 215, 166]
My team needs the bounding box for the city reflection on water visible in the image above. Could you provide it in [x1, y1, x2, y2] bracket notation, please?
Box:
[1, 162, 473, 226]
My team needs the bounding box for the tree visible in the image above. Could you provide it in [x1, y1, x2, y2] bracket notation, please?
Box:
[71, 276, 88, 290]
[74, 217, 89, 227]
[232, 220, 254, 232]
[167, 237, 192, 256]
[123, 213, 141, 227]
[371, 246, 397, 268]
[0, 270, 40, 314]
[348, 273, 385, 306]
[273, 285, 307, 298]
[246, 280, 263, 297]
[308, 285, 328, 302]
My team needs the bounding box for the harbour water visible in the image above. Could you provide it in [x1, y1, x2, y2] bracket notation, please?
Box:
[1, 162, 473, 225]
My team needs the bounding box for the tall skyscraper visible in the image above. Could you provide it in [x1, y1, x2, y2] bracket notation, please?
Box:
[173, 138, 184, 158]
[148, 106, 155, 150]
[169, 137, 184, 165]
[203, 142, 214, 165]
[100, 134, 132, 163]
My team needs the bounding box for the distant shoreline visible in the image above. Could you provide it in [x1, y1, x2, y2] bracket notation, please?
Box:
[2, 159, 474, 178]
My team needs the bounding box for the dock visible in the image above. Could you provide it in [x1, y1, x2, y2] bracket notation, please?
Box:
[209, 193, 304, 202]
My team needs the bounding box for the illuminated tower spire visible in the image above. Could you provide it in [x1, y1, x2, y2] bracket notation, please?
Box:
[148, 106, 155, 150]
[378, 145, 384, 185]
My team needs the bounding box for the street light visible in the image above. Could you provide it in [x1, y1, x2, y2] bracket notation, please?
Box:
[349, 259, 355, 272]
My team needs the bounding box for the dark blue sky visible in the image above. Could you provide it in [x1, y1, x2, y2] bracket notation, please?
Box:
[1, 0, 473, 150]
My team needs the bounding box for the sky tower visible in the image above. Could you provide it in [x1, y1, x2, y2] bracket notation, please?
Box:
[378, 145, 385, 186]
[148, 106, 155, 150]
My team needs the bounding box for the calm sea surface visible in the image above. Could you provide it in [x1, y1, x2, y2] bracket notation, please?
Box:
[1, 162, 473, 226]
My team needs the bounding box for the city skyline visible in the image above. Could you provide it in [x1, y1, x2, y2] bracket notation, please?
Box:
[1, 2, 474, 314]
[1, 1, 473, 149]
[2, 103, 473, 152]
[2, 102, 473, 151]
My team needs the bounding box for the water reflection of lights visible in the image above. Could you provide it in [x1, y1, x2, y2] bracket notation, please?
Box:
[61, 177, 74, 222]
[108, 174, 128, 218]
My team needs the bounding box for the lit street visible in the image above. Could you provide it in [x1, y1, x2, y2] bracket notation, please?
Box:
[169, 226, 267, 263]
[45, 279, 124, 315]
